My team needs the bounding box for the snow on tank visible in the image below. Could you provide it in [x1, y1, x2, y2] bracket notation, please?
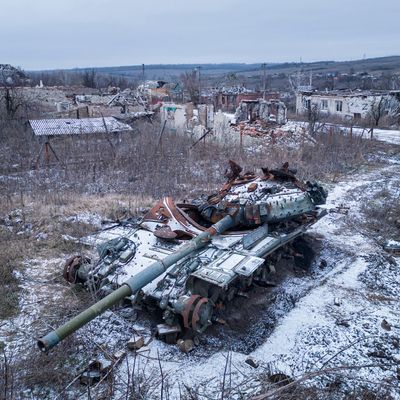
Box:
[39, 161, 327, 351]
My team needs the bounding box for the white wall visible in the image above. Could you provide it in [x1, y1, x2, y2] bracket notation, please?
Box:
[296, 92, 400, 121]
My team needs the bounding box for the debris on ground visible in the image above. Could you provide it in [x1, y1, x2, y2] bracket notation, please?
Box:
[127, 335, 145, 351]
[383, 239, 400, 255]
[245, 356, 259, 368]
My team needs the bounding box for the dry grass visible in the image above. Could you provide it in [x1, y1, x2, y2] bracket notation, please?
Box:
[1, 192, 155, 223]
[0, 230, 29, 319]
[360, 188, 400, 241]
[0, 115, 395, 399]
[0, 118, 382, 204]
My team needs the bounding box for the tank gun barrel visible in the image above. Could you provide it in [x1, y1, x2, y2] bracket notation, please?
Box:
[37, 215, 236, 352]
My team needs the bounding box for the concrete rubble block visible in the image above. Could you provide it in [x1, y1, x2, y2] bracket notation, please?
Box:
[383, 240, 400, 256]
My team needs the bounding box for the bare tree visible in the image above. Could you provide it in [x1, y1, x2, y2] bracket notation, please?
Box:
[307, 102, 321, 136]
[82, 69, 97, 88]
[369, 96, 386, 127]
[0, 69, 28, 119]
[181, 70, 199, 104]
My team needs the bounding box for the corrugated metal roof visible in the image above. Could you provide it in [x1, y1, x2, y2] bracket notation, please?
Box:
[29, 117, 133, 136]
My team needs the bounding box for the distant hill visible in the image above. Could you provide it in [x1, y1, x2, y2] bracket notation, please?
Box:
[59, 63, 268, 79]
[258, 56, 400, 76]
[42, 56, 400, 80]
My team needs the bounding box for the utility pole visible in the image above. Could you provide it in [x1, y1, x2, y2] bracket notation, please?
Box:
[142, 64, 145, 85]
[198, 65, 201, 104]
[261, 63, 266, 99]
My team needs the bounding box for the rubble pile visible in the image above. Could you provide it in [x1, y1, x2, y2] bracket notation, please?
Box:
[218, 86, 254, 95]
[234, 98, 287, 125]
[233, 120, 315, 148]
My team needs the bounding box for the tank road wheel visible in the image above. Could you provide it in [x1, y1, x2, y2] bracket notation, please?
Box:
[63, 256, 89, 284]
[181, 295, 213, 333]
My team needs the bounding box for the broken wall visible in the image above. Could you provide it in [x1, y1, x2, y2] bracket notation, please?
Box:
[296, 91, 400, 121]
[160, 103, 188, 134]
[235, 99, 287, 125]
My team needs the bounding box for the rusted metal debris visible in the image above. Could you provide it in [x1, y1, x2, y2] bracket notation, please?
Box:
[79, 351, 126, 386]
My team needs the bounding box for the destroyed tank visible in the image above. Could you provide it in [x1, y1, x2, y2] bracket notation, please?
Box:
[38, 161, 327, 351]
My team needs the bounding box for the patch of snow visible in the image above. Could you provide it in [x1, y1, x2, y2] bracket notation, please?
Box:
[66, 212, 103, 228]
[3, 155, 400, 399]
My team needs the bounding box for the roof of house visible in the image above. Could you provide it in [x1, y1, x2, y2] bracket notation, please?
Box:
[29, 117, 133, 136]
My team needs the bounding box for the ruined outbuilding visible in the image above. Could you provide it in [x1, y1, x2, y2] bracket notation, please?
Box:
[235, 99, 287, 125]
[212, 86, 260, 113]
[29, 117, 133, 136]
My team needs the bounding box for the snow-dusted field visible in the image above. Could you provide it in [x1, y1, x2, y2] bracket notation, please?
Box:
[104, 157, 400, 399]
[370, 129, 400, 145]
[2, 151, 399, 399]
[290, 119, 400, 145]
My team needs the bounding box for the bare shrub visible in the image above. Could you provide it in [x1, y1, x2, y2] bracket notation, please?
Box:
[0, 118, 382, 206]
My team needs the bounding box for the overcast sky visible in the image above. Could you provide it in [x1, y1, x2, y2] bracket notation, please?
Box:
[1, 0, 399, 70]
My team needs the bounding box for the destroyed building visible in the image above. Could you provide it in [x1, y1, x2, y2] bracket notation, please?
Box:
[20, 85, 151, 119]
[138, 80, 171, 104]
[159, 98, 292, 147]
[160, 102, 214, 134]
[132, 80, 185, 104]
[212, 86, 260, 113]
[235, 99, 287, 125]
[296, 89, 400, 122]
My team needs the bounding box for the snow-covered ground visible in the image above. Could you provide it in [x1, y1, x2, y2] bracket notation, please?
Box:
[341, 125, 400, 145]
[103, 158, 400, 399]
[368, 128, 400, 145]
[2, 153, 399, 399]
[290, 119, 400, 145]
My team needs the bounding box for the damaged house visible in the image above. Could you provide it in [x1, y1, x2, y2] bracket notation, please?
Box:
[235, 99, 287, 125]
[212, 86, 260, 113]
[159, 97, 288, 145]
[160, 102, 214, 134]
[296, 89, 400, 124]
